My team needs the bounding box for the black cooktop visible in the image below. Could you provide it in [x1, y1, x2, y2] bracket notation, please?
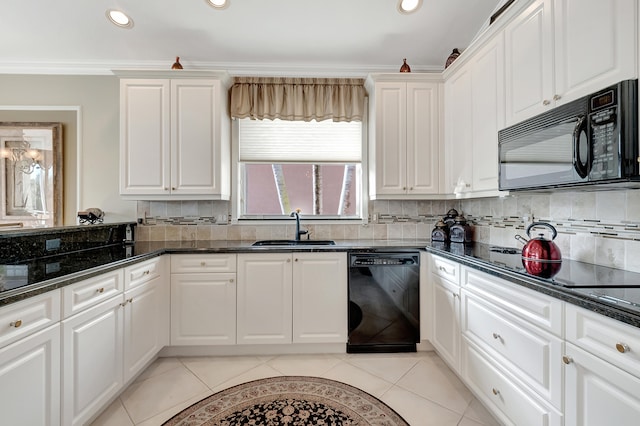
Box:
[0, 244, 132, 294]
[438, 242, 640, 288]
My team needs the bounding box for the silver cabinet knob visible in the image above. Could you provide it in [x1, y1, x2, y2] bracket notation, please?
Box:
[562, 355, 573, 364]
[96, 287, 105, 293]
[542, 99, 551, 106]
[553, 94, 561, 101]
[492, 332, 501, 340]
[616, 343, 630, 353]
[200, 262, 206, 267]
[492, 388, 500, 396]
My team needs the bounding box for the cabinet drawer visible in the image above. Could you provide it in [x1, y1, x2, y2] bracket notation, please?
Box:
[461, 289, 562, 407]
[170, 254, 236, 273]
[461, 338, 563, 426]
[63, 269, 124, 318]
[432, 255, 460, 284]
[462, 266, 563, 336]
[566, 304, 640, 378]
[0, 290, 61, 349]
[124, 256, 165, 290]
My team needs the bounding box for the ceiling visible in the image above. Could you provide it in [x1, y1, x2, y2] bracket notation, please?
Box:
[0, 0, 505, 76]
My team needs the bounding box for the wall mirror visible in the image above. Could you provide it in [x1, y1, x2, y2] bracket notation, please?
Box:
[0, 122, 63, 227]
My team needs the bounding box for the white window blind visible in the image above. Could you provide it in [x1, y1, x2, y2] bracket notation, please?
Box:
[238, 118, 362, 163]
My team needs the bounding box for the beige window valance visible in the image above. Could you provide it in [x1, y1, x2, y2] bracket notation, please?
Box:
[230, 77, 366, 122]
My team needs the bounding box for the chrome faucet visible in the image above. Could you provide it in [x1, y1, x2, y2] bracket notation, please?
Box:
[290, 210, 308, 241]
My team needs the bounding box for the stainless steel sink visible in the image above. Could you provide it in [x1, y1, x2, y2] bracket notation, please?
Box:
[252, 240, 336, 246]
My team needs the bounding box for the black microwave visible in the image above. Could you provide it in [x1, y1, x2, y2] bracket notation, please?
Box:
[498, 79, 639, 191]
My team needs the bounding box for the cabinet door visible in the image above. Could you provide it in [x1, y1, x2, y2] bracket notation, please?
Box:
[123, 276, 166, 382]
[292, 252, 347, 343]
[431, 275, 461, 371]
[62, 295, 124, 426]
[471, 35, 504, 193]
[406, 82, 440, 195]
[170, 272, 236, 345]
[171, 79, 225, 196]
[564, 342, 640, 426]
[237, 253, 292, 344]
[119, 79, 171, 195]
[444, 67, 473, 194]
[554, 0, 636, 106]
[373, 82, 407, 195]
[504, 0, 554, 126]
[0, 324, 60, 426]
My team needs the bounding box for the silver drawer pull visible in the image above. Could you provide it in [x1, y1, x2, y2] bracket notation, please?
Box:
[229, 279, 234, 283]
[492, 332, 501, 341]
[143, 270, 150, 275]
[542, 99, 551, 106]
[553, 94, 562, 101]
[492, 388, 500, 396]
[96, 287, 105, 293]
[616, 343, 630, 353]
[9, 320, 22, 328]
[562, 355, 573, 365]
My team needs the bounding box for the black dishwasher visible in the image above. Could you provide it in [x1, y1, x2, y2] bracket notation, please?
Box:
[347, 251, 420, 353]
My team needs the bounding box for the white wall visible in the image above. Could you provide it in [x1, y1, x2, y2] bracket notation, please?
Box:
[0, 74, 137, 224]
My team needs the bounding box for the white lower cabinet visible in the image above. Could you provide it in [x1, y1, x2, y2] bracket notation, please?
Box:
[237, 252, 348, 345]
[461, 287, 563, 406]
[292, 252, 348, 344]
[170, 254, 237, 345]
[431, 274, 460, 371]
[123, 276, 167, 381]
[564, 304, 640, 426]
[62, 259, 168, 426]
[237, 253, 294, 344]
[459, 265, 563, 424]
[170, 272, 237, 345]
[462, 337, 562, 426]
[62, 294, 125, 426]
[0, 324, 60, 426]
[564, 341, 640, 426]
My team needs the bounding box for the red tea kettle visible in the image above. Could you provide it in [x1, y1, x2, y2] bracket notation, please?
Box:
[515, 222, 562, 278]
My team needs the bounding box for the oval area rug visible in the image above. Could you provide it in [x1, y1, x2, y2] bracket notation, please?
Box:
[162, 376, 410, 425]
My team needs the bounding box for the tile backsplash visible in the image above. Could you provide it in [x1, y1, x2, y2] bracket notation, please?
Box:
[135, 189, 640, 272]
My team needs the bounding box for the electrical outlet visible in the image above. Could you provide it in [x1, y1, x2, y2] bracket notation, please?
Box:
[45, 238, 61, 251]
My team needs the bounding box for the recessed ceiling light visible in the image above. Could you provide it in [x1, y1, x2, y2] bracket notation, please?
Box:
[206, 0, 229, 10]
[397, 0, 422, 14]
[106, 9, 134, 29]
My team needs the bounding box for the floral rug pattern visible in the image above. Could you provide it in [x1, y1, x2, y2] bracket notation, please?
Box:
[162, 376, 410, 426]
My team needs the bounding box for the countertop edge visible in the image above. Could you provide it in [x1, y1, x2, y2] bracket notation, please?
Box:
[1, 240, 429, 307]
[425, 246, 640, 329]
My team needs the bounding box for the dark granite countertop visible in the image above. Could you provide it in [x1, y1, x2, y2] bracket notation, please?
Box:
[425, 242, 640, 328]
[0, 239, 430, 307]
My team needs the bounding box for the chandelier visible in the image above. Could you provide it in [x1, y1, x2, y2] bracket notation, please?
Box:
[0, 140, 42, 174]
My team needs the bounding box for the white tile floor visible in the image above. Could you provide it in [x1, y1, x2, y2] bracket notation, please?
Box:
[90, 351, 501, 426]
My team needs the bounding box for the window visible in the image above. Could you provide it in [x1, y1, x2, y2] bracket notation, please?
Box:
[236, 118, 364, 220]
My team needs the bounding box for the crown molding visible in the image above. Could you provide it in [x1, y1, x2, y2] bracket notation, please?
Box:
[0, 59, 443, 77]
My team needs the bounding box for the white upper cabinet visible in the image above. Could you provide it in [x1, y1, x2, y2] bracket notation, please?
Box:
[444, 34, 504, 197]
[118, 70, 231, 200]
[554, 0, 637, 106]
[504, 0, 554, 125]
[366, 74, 442, 199]
[505, 0, 637, 126]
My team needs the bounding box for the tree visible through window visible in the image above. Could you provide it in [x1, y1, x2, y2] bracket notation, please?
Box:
[238, 119, 363, 219]
[244, 164, 359, 216]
